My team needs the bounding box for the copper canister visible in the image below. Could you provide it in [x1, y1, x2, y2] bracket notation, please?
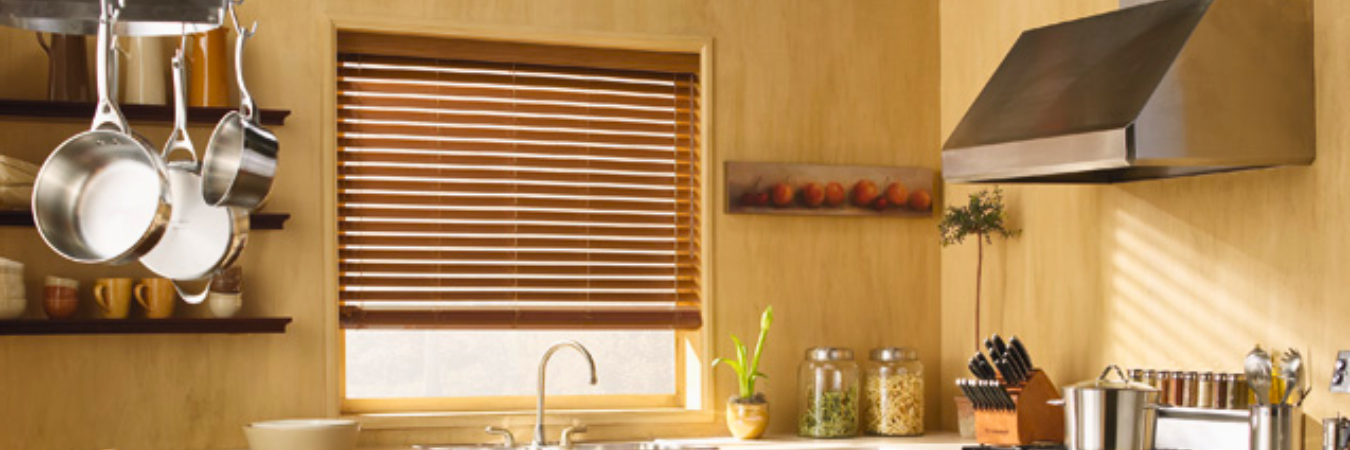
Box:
[1180, 372, 1198, 407]
[1159, 371, 1177, 406]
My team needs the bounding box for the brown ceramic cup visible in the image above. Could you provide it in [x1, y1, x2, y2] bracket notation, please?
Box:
[42, 276, 78, 319]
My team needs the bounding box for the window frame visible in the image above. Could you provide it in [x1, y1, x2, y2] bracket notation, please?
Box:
[320, 18, 715, 428]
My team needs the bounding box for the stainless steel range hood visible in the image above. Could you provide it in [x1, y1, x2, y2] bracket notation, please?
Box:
[942, 0, 1313, 184]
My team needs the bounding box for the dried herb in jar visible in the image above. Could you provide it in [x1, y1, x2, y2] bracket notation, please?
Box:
[799, 387, 859, 438]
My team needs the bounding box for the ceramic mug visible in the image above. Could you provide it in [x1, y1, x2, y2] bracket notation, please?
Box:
[122, 36, 167, 105]
[43, 276, 78, 320]
[208, 292, 241, 318]
[134, 278, 176, 319]
[210, 265, 242, 294]
[93, 278, 133, 319]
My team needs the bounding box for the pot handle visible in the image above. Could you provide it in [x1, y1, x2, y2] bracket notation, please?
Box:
[171, 278, 212, 305]
[228, 2, 258, 122]
[1099, 364, 1129, 382]
[91, 0, 129, 134]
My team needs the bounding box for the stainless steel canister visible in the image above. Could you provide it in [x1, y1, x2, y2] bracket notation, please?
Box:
[1057, 365, 1161, 450]
[1251, 405, 1302, 450]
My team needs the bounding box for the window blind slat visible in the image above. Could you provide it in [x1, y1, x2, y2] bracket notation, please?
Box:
[338, 38, 700, 330]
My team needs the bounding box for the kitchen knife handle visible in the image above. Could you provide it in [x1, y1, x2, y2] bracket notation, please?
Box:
[992, 333, 1009, 357]
[1010, 336, 1034, 370]
[975, 353, 997, 380]
[969, 354, 988, 380]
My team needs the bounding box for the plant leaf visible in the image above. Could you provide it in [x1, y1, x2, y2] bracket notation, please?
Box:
[712, 357, 744, 376]
[731, 334, 747, 370]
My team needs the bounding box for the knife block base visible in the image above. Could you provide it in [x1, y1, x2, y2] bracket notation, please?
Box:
[974, 370, 1065, 447]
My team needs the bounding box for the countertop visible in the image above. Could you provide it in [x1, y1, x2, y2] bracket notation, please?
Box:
[659, 434, 971, 450]
[357, 434, 972, 450]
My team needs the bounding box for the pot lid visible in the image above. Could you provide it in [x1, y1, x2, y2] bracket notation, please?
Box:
[1068, 365, 1159, 392]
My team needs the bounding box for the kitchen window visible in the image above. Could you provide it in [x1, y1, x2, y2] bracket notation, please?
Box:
[334, 31, 705, 414]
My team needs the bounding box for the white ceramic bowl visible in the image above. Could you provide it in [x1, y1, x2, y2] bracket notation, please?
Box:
[244, 419, 360, 450]
[0, 296, 24, 319]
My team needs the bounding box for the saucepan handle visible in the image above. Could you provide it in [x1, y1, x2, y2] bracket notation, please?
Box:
[228, 1, 258, 122]
[171, 278, 211, 305]
[91, 0, 129, 133]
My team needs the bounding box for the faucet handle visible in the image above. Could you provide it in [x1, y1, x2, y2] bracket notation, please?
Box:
[485, 426, 516, 448]
[560, 425, 588, 449]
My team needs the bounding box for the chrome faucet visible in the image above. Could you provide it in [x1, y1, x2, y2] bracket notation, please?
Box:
[532, 341, 597, 449]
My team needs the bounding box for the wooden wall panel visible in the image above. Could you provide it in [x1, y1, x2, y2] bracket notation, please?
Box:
[0, 1, 941, 448]
[939, 1, 1348, 443]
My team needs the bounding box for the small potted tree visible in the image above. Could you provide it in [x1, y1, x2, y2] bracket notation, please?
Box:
[713, 305, 774, 439]
[939, 188, 1018, 437]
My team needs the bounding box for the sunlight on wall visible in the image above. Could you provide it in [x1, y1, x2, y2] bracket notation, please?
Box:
[1106, 193, 1300, 373]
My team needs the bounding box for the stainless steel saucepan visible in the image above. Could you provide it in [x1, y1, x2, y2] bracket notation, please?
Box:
[139, 43, 249, 304]
[32, 0, 172, 264]
[201, 5, 276, 210]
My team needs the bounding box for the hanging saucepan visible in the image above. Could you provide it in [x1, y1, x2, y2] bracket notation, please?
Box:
[201, 7, 277, 210]
[31, 0, 172, 265]
[139, 45, 249, 304]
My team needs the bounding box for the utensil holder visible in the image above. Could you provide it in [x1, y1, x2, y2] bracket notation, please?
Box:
[1252, 405, 1302, 450]
[975, 370, 1066, 446]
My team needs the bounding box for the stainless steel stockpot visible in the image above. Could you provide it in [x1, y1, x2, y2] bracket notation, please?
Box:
[1055, 365, 1161, 450]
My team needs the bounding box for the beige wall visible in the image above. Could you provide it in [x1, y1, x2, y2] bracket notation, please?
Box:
[939, 0, 1350, 441]
[0, 1, 941, 449]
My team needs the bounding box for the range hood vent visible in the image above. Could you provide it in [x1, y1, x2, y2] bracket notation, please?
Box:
[942, 0, 1313, 184]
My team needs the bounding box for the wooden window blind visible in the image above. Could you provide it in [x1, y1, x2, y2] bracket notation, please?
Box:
[336, 33, 702, 330]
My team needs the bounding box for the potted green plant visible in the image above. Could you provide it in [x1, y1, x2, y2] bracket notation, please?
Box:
[713, 305, 774, 439]
[939, 188, 1019, 437]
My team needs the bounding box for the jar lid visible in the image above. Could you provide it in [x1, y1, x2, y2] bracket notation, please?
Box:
[1067, 365, 1159, 392]
[869, 347, 917, 362]
[806, 347, 854, 362]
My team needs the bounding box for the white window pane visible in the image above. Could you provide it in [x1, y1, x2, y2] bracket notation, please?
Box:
[345, 330, 676, 399]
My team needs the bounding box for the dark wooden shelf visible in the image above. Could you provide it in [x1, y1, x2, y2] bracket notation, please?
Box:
[0, 210, 289, 230]
[0, 317, 292, 335]
[0, 99, 290, 126]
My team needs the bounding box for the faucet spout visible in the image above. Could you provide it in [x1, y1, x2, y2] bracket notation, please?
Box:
[533, 341, 597, 448]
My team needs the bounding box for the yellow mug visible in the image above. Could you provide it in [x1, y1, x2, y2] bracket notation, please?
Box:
[93, 278, 132, 319]
[134, 278, 176, 319]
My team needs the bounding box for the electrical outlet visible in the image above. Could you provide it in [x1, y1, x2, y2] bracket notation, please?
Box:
[1332, 351, 1350, 394]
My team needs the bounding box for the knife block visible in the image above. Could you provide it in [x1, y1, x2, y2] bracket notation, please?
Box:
[974, 370, 1065, 447]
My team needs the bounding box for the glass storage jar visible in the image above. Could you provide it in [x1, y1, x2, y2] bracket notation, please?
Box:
[863, 347, 924, 436]
[799, 347, 860, 438]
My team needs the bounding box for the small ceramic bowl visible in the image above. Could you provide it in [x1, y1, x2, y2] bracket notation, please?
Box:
[244, 419, 360, 450]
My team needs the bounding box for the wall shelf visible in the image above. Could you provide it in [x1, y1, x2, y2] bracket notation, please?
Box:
[0, 99, 290, 126]
[0, 317, 292, 335]
[0, 210, 290, 230]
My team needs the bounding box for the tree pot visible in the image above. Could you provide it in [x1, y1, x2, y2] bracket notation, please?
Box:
[726, 397, 769, 439]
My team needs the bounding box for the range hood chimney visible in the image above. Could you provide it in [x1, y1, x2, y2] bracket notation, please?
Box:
[942, 0, 1313, 184]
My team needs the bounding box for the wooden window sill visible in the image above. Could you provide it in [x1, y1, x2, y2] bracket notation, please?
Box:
[345, 407, 715, 430]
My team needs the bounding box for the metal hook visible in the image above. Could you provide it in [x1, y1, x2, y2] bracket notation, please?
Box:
[226, 0, 257, 37]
